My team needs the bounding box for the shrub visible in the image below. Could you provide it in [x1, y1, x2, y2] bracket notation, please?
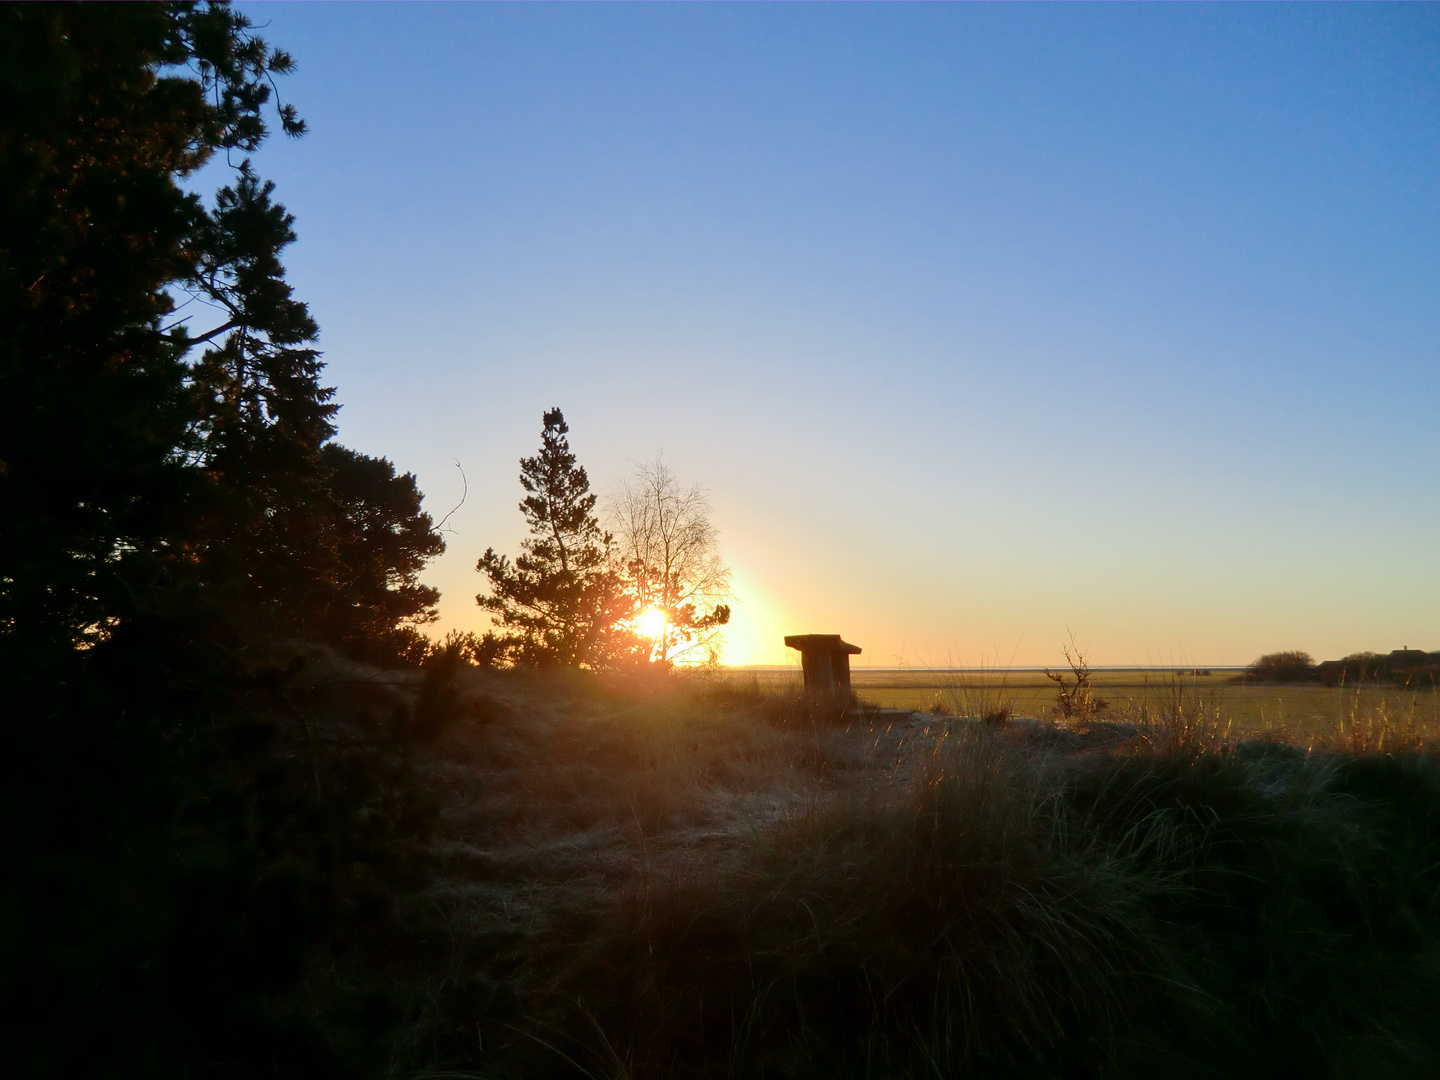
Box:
[1046, 642, 1108, 722]
[1245, 650, 1316, 682]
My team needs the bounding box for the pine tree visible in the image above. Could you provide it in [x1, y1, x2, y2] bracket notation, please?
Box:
[1, 2, 444, 663]
[0, 2, 253, 654]
[181, 148, 446, 659]
[2, 7, 442, 1072]
[316, 443, 444, 661]
[476, 408, 628, 667]
[183, 161, 341, 636]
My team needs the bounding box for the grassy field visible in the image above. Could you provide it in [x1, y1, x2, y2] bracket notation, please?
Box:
[281, 661, 1440, 1078]
[724, 665, 1440, 745]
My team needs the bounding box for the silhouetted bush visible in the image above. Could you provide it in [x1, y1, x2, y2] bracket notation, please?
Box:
[1046, 642, 1109, 721]
[1244, 650, 1317, 682]
[1316, 649, 1440, 687]
[2, 624, 442, 1078]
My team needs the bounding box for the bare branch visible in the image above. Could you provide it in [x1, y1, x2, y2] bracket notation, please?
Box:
[606, 453, 732, 665]
[433, 460, 468, 536]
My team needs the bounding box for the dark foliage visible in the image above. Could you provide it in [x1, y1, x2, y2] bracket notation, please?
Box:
[1241, 648, 1440, 688]
[2, 4, 445, 1075]
[1243, 649, 1317, 683]
[4, 638, 432, 1078]
[3, 0, 218, 656]
[525, 741, 1440, 1079]
[476, 408, 632, 668]
[1315, 648, 1440, 688]
[180, 154, 443, 659]
[0, 0, 441, 667]
[312, 444, 444, 662]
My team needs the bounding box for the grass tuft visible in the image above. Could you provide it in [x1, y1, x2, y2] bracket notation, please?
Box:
[214, 664, 1440, 1079]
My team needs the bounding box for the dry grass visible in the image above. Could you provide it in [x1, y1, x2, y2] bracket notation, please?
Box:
[920, 659, 1017, 725]
[829, 666, 1440, 746]
[295, 662, 1440, 1078]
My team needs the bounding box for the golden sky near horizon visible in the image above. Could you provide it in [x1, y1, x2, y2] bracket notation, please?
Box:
[246, 4, 1440, 668]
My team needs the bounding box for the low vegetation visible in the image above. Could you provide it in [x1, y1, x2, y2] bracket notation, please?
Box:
[124, 657, 1430, 1079]
[15, 640, 1440, 1076]
[1243, 649, 1318, 682]
[1243, 648, 1440, 688]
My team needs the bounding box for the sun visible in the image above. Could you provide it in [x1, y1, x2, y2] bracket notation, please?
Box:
[636, 607, 668, 640]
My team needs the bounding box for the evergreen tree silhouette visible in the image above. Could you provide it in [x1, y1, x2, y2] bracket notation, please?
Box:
[1, 3, 442, 661]
[477, 408, 629, 666]
[1, 9, 446, 1072]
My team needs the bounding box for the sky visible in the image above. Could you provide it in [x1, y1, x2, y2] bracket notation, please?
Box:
[229, 2, 1438, 668]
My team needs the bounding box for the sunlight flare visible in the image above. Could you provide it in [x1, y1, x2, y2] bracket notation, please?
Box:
[637, 606, 668, 640]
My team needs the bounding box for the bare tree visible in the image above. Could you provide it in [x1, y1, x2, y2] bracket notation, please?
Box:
[608, 455, 732, 665]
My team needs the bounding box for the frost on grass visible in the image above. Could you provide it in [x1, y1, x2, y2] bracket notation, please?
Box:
[349, 666, 1440, 1079]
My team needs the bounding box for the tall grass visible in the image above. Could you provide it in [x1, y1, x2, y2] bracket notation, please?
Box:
[547, 728, 1173, 1077]
[916, 656, 1017, 725]
[280, 664, 1440, 1079]
[1327, 679, 1440, 755]
[27, 624, 1440, 1078]
[1125, 672, 1234, 755]
[75, 645, 1408, 1079]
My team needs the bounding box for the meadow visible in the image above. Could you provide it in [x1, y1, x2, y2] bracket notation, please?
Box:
[729, 665, 1440, 746]
[283, 657, 1440, 1078]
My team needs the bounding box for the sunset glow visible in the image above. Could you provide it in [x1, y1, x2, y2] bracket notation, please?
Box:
[637, 607, 668, 641]
[253, 3, 1440, 668]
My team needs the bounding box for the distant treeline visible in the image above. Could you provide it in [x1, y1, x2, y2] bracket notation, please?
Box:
[1242, 649, 1440, 686]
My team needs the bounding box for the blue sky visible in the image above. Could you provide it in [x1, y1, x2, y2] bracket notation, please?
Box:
[233, 2, 1439, 666]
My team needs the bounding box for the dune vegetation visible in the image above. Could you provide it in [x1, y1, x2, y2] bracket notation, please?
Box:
[244, 658, 1440, 1079]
